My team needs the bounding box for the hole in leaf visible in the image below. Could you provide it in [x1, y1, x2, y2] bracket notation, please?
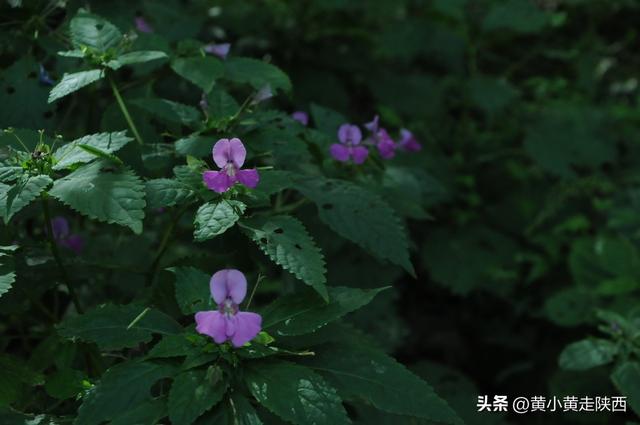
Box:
[294, 243, 302, 250]
[274, 228, 283, 234]
[95, 23, 104, 30]
[259, 237, 268, 244]
[322, 203, 333, 210]
[6, 86, 15, 94]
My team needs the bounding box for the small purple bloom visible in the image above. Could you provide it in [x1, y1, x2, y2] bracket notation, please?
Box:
[251, 84, 273, 105]
[376, 128, 396, 159]
[134, 16, 153, 33]
[204, 42, 231, 59]
[203, 138, 260, 193]
[38, 64, 55, 87]
[330, 124, 368, 164]
[364, 115, 380, 134]
[398, 128, 422, 152]
[50, 216, 84, 255]
[364, 115, 396, 159]
[195, 269, 262, 347]
[291, 111, 309, 126]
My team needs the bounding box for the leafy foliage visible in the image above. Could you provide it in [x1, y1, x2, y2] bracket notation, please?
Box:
[49, 160, 146, 233]
[2, 1, 640, 424]
[241, 214, 327, 300]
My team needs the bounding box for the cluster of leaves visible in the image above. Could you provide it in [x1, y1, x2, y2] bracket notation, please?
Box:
[0, 3, 459, 425]
[2, 0, 640, 424]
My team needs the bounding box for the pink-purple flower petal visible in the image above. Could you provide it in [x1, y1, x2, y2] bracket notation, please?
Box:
[210, 269, 247, 304]
[399, 128, 422, 152]
[228, 138, 247, 168]
[364, 115, 379, 134]
[230, 312, 262, 347]
[291, 111, 309, 126]
[338, 124, 362, 145]
[134, 17, 153, 33]
[204, 42, 231, 59]
[352, 146, 369, 164]
[236, 169, 260, 188]
[63, 234, 85, 255]
[195, 311, 227, 343]
[203, 170, 233, 193]
[51, 216, 69, 240]
[212, 138, 232, 168]
[330, 144, 350, 162]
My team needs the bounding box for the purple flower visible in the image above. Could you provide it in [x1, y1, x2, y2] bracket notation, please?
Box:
[330, 124, 368, 164]
[364, 115, 380, 134]
[50, 216, 84, 255]
[291, 111, 309, 126]
[195, 269, 262, 347]
[203, 138, 260, 193]
[376, 128, 396, 159]
[134, 16, 153, 33]
[38, 64, 55, 86]
[251, 84, 273, 105]
[204, 42, 231, 59]
[365, 115, 396, 159]
[398, 128, 422, 152]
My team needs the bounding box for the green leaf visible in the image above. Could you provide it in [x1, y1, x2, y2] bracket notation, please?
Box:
[482, 0, 548, 34]
[169, 368, 227, 425]
[70, 10, 122, 52]
[132, 98, 201, 127]
[205, 87, 239, 121]
[44, 368, 86, 400]
[107, 50, 168, 70]
[0, 354, 44, 405]
[168, 266, 214, 315]
[240, 215, 327, 300]
[49, 160, 146, 233]
[171, 56, 224, 93]
[194, 201, 245, 241]
[0, 167, 23, 183]
[224, 57, 291, 92]
[145, 178, 196, 210]
[57, 303, 182, 350]
[0, 245, 17, 299]
[559, 339, 618, 371]
[58, 49, 85, 58]
[261, 286, 386, 336]
[76, 361, 174, 425]
[611, 362, 640, 416]
[53, 131, 132, 170]
[48, 69, 104, 103]
[297, 178, 414, 274]
[148, 333, 198, 359]
[302, 343, 462, 424]
[244, 360, 350, 425]
[175, 134, 213, 157]
[0, 175, 52, 222]
[0, 58, 55, 129]
[310, 103, 346, 137]
[109, 399, 167, 425]
[229, 393, 264, 425]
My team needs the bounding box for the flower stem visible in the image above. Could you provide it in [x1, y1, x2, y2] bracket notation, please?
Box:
[146, 203, 191, 288]
[108, 74, 144, 145]
[41, 194, 83, 314]
[246, 274, 265, 309]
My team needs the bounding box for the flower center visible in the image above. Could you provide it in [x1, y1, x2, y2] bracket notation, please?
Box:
[224, 162, 237, 177]
[220, 298, 238, 317]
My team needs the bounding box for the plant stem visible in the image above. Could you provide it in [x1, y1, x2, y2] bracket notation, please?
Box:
[108, 74, 144, 145]
[146, 203, 191, 288]
[246, 274, 265, 309]
[41, 195, 83, 313]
